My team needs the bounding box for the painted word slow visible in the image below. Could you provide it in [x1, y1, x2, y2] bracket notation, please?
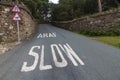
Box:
[37, 32, 56, 38]
[21, 43, 85, 72]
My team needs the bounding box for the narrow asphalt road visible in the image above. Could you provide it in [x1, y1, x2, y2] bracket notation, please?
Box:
[0, 24, 120, 80]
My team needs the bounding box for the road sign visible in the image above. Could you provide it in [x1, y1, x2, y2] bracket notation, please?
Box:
[12, 13, 21, 43]
[11, 5, 21, 13]
[12, 13, 21, 21]
[11, 4, 21, 43]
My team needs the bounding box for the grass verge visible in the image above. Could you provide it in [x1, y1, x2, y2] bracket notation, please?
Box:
[74, 31, 120, 48]
[91, 36, 120, 48]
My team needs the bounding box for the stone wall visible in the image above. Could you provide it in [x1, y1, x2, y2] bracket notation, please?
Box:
[52, 8, 120, 31]
[0, 4, 36, 42]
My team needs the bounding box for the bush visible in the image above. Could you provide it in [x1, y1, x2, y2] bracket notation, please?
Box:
[78, 27, 120, 36]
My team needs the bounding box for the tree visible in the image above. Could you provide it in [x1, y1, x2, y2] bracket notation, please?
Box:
[83, 0, 98, 14]
[22, 0, 120, 21]
[50, 0, 85, 21]
[102, 0, 119, 10]
[23, 0, 49, 20]
[98, 0, 102, 13]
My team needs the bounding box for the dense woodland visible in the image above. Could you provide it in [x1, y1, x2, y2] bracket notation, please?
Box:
[2, 0, 120, 21]
[21, 0, 120, 21]
[51, 0, 120, 21]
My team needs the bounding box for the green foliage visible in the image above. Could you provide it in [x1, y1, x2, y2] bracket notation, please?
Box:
[102, 0, 119, 11]
[77, 27, 120, 36]
[82, 0, 98, 14]
[23, 0, 49, 20]
[51, 0, 85, 21]
[50, 0, 120, 21]
[21, 0, 120, 21]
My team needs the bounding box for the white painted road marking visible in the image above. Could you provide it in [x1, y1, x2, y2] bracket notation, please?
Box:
[40, 45, 53, 70]
[21, 43, 85, 72]
[59, 44, 85, 66]
[37, 32, 56, 38]
[51, 44, 68, 68]
[21, 46, 40, 72]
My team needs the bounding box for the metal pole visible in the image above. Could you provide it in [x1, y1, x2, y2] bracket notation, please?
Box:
[17, 20, 20, 43]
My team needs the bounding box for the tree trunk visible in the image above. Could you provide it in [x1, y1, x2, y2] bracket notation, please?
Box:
[98, 0, 102, 13]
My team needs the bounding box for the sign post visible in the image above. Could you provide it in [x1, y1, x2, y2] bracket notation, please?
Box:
[12, 13, 22, 43]
[11, 5, 21, 43]
[17, 20, 20, 43]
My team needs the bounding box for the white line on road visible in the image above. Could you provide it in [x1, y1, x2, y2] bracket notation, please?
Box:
[40, 45, 53, 70]
[51, 44, 68, 67]
[21, 46, 40, 72]
[21, 43, 85, 72]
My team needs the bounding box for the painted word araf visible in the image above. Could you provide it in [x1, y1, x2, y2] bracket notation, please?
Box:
[37, 32, 56, 38]
[21, 43, 85, 72]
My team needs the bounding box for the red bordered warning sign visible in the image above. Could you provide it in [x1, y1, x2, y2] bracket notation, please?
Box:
[11, 5, 21, 13]
[12, 13, 22, 21]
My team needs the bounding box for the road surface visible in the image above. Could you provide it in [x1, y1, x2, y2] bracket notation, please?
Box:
[0, 24, 120, 80]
